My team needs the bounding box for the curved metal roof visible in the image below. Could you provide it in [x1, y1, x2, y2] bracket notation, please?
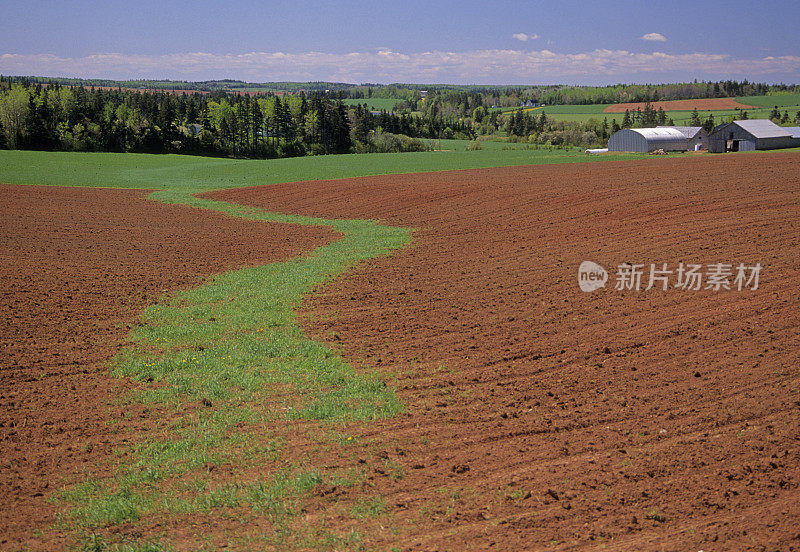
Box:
[629, 127, 687, 140]
[658, 126, 704, 138]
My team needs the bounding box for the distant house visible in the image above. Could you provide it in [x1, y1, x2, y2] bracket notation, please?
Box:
[708, 119, 800, 153]
[658, 126, 708, 150]
[187, 123, 203, 136]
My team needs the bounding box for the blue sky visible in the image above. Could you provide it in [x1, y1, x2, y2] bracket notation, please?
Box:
[1, 0, 798, 84]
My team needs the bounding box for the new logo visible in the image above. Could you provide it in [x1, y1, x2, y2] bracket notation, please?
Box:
[578, 261, 608, 292]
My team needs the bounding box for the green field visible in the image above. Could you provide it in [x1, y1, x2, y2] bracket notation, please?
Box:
[342, 97, 402, 111]
[425, 138, 590, 151]
[736, 93, 800, 108]
[533, 104, 609, 114]
[0, 147, 649, 198]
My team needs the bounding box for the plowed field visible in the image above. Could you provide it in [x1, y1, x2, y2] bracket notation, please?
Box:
[210, 153, 800, 551]
[603, 98, 754, 113]
[0, 185, 335, 550]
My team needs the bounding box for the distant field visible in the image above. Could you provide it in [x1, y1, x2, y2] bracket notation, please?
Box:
[342, 98, 402, 111]
[736, 93, 800, 108]
[542, 104, 619, 114]
[604, 98, 754, 113]
[424, 138, 578, 151]
[495, 94, 799, 126]
[538, 109, 799, 126]
[494, 104, 607, 115]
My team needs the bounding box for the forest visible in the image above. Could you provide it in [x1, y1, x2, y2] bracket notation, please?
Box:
[0, 77, 478, 157]
[1, 76, 798, 157]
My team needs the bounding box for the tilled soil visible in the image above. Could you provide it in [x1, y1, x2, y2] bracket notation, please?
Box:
[603, 98, 754, 113]
[0, 184, 335, 551]
[210, 153, 800, 551]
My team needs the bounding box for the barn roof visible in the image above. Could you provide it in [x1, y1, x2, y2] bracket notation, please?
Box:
[784, 126, 800, 139]
[658, 126, 704, 139]
[724, 119, 792, 138]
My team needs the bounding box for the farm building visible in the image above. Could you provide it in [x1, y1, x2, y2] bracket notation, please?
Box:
[658, 126, 708, 150]
[607, 127, 689, 153]
[708, 120, 800, 153]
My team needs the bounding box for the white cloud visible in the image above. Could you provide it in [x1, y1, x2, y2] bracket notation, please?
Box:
[512, 33, 539, 41]
[641, 32, 667, 42]
[1, 48, 798, 84]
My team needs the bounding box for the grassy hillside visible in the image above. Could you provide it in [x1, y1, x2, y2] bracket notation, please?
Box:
[0, 148, 645, 200]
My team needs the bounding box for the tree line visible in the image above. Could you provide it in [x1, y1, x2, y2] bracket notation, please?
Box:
[3, 75, 798, 155]
[0, 77, 478, 157]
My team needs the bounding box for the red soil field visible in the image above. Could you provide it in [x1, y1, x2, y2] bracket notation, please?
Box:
[0, 185, 335, 550]
[210, 153, 800, 551]
[603, 98, 755, 113]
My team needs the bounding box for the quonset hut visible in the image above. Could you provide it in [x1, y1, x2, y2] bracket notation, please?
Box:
[607, 127, 689, 153]
[708, 119, 800, 153]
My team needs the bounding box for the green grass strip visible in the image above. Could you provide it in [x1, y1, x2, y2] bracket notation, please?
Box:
[119, 190, 410, 423]
[57, 188, 410, 542]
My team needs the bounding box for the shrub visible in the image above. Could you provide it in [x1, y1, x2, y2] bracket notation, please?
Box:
[364, 130, 431, 153]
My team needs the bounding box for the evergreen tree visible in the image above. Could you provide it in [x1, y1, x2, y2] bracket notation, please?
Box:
[702, 114, 715, 133]
[236, 96, 250, 153]
[351, 104, 372, 144]
[621, 109, 631, 128]
[277, 97, 293, 141]
[333, 101, 352, 153]
[24, 94, 50, 149]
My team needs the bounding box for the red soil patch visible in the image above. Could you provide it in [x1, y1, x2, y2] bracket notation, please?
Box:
[604, 98, 755, 113]
[210, 153, 800, 551]
[0, 185, 335, 551]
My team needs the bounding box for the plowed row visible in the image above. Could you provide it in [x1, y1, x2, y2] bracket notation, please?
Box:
[210, 153, 800, 551]
[0, 185, 334, 550]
